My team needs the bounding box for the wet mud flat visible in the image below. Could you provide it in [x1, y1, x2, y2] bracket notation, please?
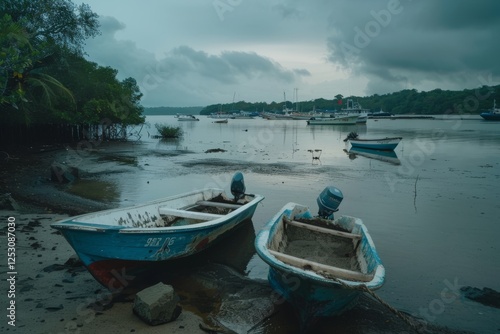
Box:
[0, 210, 474, 334]
[0, 142, 487, 333]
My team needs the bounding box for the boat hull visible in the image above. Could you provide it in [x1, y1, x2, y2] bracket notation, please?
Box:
[52, 189, 263, 288]
[480, 112, 500, 121]
[255, 203, 384, 330]
[268, 265, 361, 329]
[348, 137, 401, 150]
[307, 115, 358, 125]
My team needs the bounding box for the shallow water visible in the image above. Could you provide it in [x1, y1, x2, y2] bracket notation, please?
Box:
[94, 115, 500, 333]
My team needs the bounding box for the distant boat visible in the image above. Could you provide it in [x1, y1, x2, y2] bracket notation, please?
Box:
[307, 115, 358, 125]
[368, 109, 393, 118]
[209, 112, 230, 119]
[176, 114, 199, 121]
[213, 119, 228, 124]
[291, 106, 328, 120]
[230, 111, 256, 119]
[480, 100, 500, 121]
[339, 99, 369, 124]
[51, 172, 264, 288]
[255, 187, 385, 331]
[262, 112, 293, 120]
[344, 132, 402, 151]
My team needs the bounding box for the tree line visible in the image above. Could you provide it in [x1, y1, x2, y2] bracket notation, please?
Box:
[0, 0, 144, 145]
[201, 85, 499, 115]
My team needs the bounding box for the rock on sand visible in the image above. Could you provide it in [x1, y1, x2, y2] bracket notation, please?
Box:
[133, 282, 182, 325]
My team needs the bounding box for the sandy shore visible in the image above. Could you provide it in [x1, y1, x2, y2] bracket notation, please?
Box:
[1, 144, 207, 333]
[0, 211, 207, 334]
[0, 143, 475, 333]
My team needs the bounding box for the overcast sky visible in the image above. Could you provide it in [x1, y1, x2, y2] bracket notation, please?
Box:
[81, 0, 500, 107]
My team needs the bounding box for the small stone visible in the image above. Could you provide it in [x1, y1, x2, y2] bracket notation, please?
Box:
[133, 282, 181, 325]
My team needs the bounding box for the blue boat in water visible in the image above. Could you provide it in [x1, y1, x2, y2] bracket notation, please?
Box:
[255, 187, 385, 331]
[51, 172, 264, 289]
[344, 132, 402, 151]
[480, 99, 500, 121]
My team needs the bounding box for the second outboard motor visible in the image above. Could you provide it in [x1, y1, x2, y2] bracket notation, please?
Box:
[230, 172, 246, 201]
[317, 186, 343, 219]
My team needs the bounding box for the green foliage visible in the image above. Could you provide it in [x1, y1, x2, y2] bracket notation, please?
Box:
[0, 1, 145, 130]
[47, 53, 145, 125]
[1, 0, 99, 55]
[200, 86, 499, 115]
[154, 124, 183, 138]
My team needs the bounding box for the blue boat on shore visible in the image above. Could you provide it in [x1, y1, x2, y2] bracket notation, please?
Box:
[51, 172, 264, 288]
[255, 187, 385, 331]
[480, 100, 500, 121]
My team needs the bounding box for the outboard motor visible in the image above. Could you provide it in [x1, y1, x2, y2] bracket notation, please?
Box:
[317, 186, 343, 219]
[230, 172, 246, 201]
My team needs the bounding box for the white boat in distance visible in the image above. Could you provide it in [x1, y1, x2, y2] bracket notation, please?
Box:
[339, 99, 369, 124]
[307, 115, 358, 125]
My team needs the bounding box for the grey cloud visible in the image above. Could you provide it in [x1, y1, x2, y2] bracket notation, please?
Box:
[272, 2, 306, 19]
[85, 16, 308, 106]
[97, 15, 126, 33]
[294, 69, 311, 76]
[82, 0, 500, 105]
[162, 46, 306, 83]
[325, 0, 500, 94]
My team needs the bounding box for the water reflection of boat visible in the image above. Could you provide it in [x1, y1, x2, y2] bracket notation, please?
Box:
[51, 172, 264, 288]
[255, 187, 385, 331]
[344, 147, 401, 165]
[176, 114, 200, 121]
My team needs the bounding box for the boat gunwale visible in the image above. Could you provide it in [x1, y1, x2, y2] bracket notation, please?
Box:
[348, 137, 402, 143]
[51, 188, 264, 233]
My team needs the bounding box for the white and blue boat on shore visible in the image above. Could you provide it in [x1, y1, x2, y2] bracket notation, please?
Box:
[255, 187, 385, 331]
[51, 173, 263, 288]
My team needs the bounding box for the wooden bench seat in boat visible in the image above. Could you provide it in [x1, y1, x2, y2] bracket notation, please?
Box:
[158, 207, 224, 221]
[195, 200, 242, 210]
[268, 249, 373, 282]
[286, 219, 361, 240]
